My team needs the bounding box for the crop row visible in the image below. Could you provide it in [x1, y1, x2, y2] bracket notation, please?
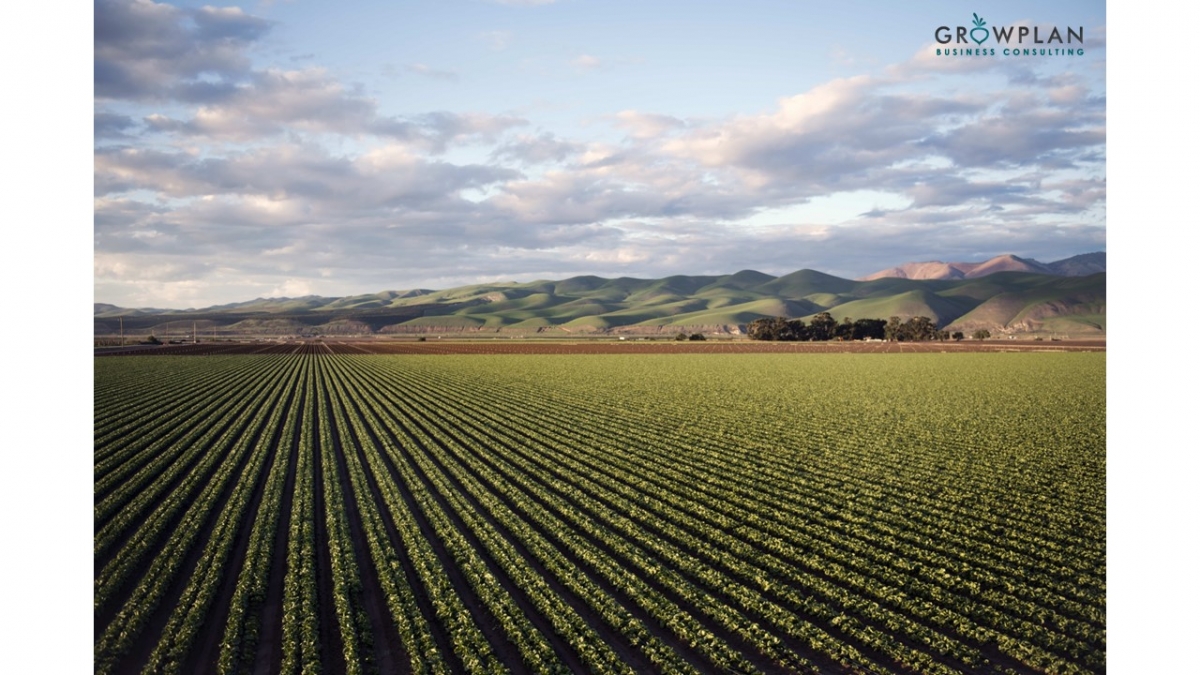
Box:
[94, 352, 1105, 674]
[95, 357, 305, 674]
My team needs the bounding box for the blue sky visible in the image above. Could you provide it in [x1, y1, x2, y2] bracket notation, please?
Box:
[94, 0, 1106, 307]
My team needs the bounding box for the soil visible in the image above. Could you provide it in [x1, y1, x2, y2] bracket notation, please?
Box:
[98, 338, 1105, 357]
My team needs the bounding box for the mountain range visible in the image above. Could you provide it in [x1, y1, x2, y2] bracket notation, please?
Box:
[859, 252, 1105, 281]
[94, 253, 1105, 337]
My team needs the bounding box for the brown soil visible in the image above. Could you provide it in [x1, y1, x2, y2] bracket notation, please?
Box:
[100, 339, 1105, 357]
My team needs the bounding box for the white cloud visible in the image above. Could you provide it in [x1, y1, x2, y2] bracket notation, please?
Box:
[406, 63, 460, 82]
[613, 111, 684, 139]
[134, 67, 526, 150]
[479, 30, 513, 50]
[491, 132, 585, 165]
[270, 278, 314, 297]
[572, 54, 601, 70]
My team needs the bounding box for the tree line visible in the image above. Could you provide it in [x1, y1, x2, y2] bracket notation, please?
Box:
[747, 313, 985, 342]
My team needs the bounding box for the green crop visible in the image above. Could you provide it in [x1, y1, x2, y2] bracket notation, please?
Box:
[95, 352, 1105, 674]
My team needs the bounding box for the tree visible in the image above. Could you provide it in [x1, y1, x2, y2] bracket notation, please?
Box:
[835, 317, 855, 341]
[746, 316, 803, 341]
[688, 333, 706, 341]
[952, 331, 964, 341]
[904, 316, 937, 341]
[747, 315, 883, 342]
[808, 312, 837, 341]
[675, 332, 688, 341]
[746, 318, 773, 340]
[785, 319, 808, 341]
[884, 316, 904, 341]
[973, 329, 991, 340]
[852, 318, 887, 340]
[770, 317, 792, 341]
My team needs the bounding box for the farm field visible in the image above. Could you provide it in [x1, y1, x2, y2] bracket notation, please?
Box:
[95, 338, 1106, 357]
[94, 352, 1105, 674]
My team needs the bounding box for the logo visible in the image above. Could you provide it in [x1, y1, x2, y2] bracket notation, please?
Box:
[933, 13, 1085, 58]
[970, 13, 988, 45]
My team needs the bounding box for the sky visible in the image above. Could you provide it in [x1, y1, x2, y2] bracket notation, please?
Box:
[94, 0, 1106, 308]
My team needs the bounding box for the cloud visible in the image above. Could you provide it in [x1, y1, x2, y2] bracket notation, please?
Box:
[138, 67, 384, 141]
[490, 132, 585, 165]
[905, 175, 1033, 209]
[482, 158, 762, 227]
[95, 0, 271, 101]
[406, 63, 460, 82]
[613, 111, 685, 139]
[919, 108, 1105, 168]
[1041, 177, 1106, 210]
[269, 278, 314, 297]
[413, 112, 529, 150]
[572, 54, 601, 70]
[96, 1, 528, 153]
[830, 45, 879, 70]
[648, 67, 1103, 210]
[133, 66, 525, 149]
[94, 9, 1105, 308]
[190, 5, 271, 40]
[479, 30, 513, 50]
[96, 204, 1105, 309]
[95, 143, 520, 208]
[657, 76, 985, 197]
[95, 110, 139, 139]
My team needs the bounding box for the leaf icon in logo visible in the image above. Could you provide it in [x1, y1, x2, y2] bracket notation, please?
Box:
[970, 13, 988, 45]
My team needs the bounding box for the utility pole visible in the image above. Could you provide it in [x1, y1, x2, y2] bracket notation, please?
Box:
[119, 317, 124, 345]
[193, 320, 197, 344]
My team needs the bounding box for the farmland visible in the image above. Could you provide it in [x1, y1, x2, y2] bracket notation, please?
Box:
[95, 338, 1106, 357]
[94, 351, 1105, 674]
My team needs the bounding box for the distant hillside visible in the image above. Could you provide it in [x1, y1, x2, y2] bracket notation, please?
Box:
[1046, 252, 1107, 277]
[859, 252, 1105, 281]
[95, 268, 1106, 338]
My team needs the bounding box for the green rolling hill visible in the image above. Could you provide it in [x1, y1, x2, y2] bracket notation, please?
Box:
[95, 269, 1106, 337]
